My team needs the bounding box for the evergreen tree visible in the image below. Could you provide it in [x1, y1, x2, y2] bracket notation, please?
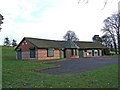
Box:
[3, 37, 11, 46]
[11, 39, 17, 47]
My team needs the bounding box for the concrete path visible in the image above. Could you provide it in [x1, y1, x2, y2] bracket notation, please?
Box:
[41, 57, 118, 74]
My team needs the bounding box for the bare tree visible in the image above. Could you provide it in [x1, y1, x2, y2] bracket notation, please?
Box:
[102, 13, 120, 54]
[64, 30, 79, 41]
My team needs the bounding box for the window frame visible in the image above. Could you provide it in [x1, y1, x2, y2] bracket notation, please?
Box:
[47, 48, 54, 57]
[30, 47, 36, 58]
[94, 50, 98, 52]
[87, 50, 92, 56]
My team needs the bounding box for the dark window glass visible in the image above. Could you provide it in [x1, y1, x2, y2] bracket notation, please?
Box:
[30, 48, 35, 58]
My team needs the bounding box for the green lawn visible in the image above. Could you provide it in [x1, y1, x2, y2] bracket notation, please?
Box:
[2, 46, 119, 88]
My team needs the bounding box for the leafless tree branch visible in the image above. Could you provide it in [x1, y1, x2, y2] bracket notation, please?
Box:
[102, 0, 108, 10]
[78, 0, 88, 4]
[78, 0, 115, 10]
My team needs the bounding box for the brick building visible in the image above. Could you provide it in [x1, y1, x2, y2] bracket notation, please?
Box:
[15, 37, 108, 60]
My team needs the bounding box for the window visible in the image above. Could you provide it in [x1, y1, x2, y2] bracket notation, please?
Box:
[87, 52, 91, 56]
[47, 48, 54, 57]
[94, 50, 98, 54]
[87, 50, 92, 56]
[89, 52, 91, 54]
[30, 47, 35, 58]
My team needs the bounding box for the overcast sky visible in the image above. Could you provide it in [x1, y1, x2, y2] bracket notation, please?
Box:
[0, 0, 118, 45]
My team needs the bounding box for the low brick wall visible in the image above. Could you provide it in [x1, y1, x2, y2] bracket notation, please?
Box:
[37, 49, 60, 60]
[70, 56, 79, 58]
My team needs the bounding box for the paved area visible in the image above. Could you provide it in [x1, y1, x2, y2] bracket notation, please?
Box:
[41, 57, 119, 74]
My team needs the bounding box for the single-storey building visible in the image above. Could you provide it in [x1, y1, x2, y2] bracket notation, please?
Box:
[15, 37, 108, 60]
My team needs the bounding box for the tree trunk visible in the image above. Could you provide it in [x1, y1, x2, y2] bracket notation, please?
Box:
[117, 27, 120, 54]
[118, 14, 120, 54]
[112, 35, 118, 54]
[113, 41, 118, 54]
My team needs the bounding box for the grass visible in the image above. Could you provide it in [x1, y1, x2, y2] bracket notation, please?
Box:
[109, 51, 120, 56]
[2, 46, 119, 88]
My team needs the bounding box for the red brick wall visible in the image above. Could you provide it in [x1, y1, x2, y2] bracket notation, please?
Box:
[18, 40, 34, 52]
[16, 39, 37, 60]
[65, 49, 71, 58]
[37, 49, 60, 60]
[83, 50, 87, 57]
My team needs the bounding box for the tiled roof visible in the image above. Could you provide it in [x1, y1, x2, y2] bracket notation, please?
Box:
[75, 41, 108, 49]
[26, 37, 64, 48]
[16, 37, 108, 49]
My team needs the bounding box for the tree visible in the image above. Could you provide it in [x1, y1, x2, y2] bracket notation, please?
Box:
[63, 30, 79, 41]
[101, 34, 113, 50]
[118, 12, 120, 54]
[11, 39, 17, 47]
[3, 37, 11, 46]
[92, 34, 114, 50]
[0, 14, 4, 31]
[102, 13, 120, 54]
[92, 35, 102, 43]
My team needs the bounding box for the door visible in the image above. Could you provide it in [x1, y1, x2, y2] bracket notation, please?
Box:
[102, 49, 104, 56]
[98, 49, 100, 56]
[64, 49, 66, 58]
[30, 48, 36, 58]
[92, 49, 94, 56]
[71, 49, 74, 56]
[79, 49, 83, 57]
[17, 51, 22, 60]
